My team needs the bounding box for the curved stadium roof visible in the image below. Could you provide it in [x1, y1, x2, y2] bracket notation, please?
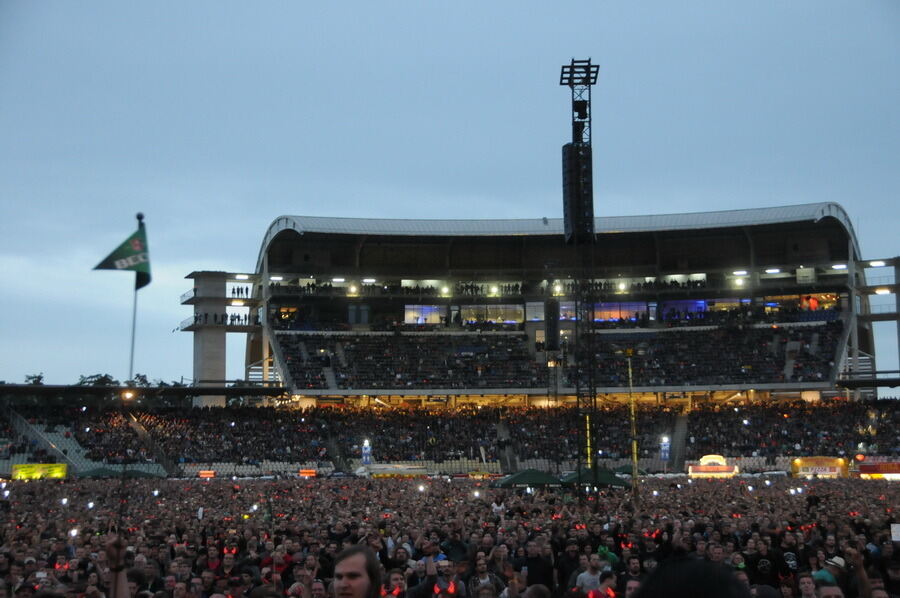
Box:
[257, 202, 860, 273]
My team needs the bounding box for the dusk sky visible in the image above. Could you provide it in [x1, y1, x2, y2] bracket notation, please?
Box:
[1, 1, 897, 384]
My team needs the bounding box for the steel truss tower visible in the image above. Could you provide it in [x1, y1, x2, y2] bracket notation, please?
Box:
[559, 59, 600, 487]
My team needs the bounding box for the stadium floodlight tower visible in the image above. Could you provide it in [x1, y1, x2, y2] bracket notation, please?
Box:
[559, 59, 600, 491]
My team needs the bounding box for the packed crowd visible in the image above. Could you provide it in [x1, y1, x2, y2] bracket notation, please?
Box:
[8, 400, 898, 471]
[133, 408, 329, 466]
[2, 476, 896, 598]
[568, 322, 843, 388]
[332, 334, 548, 390]
[272, 322, 842, 392]
[685, 401, 900, 460]
[13, 406, 150, 465]
[0, 415, 52, 464]
[504, 406, 677, 462]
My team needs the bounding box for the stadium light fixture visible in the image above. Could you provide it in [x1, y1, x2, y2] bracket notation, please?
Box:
[832, 264, 847, 270]
[765, 268, 780, 274]
[235, 274, 249, 280]
[231, 300, 244, 306]
[874, 288, 890, 295]
[349, 285, 358, 294]
[869, 260, 885, 267]
[363, 278, 376, 283]
[732, 270, 748, 276]
[122, 390, 135, 400]
[332, 278, 345, 283]
[735, 278, 744, 287]
[269, 275, 283, 281]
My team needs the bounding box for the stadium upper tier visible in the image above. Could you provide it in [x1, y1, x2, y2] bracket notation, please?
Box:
[270, 316, 846, 393]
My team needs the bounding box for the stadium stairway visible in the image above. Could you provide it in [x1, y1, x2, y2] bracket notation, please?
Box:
[668, 410, 689, 473]
[326, 434, 351, 473]
[4, 409, 79, 471]
[322, 367, 338, 390]
[264, 322, 294, 390]
[125, 414, 180, 476]
[495, 419, 518, 474]
[783, 339, 801, 381]
[298, 340, 310, 362]
[6, 410, 166, 477]
[334, 342, 348, 368]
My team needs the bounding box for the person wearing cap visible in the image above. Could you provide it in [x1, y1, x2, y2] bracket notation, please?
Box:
[813, 556, 845, 587]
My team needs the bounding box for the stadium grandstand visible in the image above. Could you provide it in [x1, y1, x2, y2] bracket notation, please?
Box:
[182, 201, 895, 406]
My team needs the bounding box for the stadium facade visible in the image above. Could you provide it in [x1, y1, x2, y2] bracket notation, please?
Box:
[181, 202, 898, 406]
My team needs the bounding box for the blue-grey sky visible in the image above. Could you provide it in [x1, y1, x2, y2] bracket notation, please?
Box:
[1, 1, 897, 384]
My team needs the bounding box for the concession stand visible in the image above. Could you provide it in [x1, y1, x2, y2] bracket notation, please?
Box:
[688, 454, 739, 479]
[857, 462, 900, 480]
[790, 456, 849, 478]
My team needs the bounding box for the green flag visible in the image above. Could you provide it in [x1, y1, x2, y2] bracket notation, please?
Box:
[94, 214, 151, 290]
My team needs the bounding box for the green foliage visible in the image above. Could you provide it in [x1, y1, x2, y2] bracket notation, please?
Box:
[76, 373, 120, 386]
[25, 373, 44, 385]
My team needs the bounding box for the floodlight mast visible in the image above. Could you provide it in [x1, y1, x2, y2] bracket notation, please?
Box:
[559, 58, 600, 497]
[560, 58, 599, 145]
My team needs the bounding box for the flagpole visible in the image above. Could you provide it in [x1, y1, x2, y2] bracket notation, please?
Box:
[128, 287, 138, 382]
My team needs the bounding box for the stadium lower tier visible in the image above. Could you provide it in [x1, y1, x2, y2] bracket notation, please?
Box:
[4, 399, 896, 478]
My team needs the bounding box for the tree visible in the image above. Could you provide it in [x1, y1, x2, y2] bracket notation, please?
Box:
[25, 373, 44, 385]
[76, 373, 120, 386]
[130, 373, 151, 387]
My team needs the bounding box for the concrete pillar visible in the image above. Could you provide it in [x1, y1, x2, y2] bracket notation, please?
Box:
[191, 272, 228, 406]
